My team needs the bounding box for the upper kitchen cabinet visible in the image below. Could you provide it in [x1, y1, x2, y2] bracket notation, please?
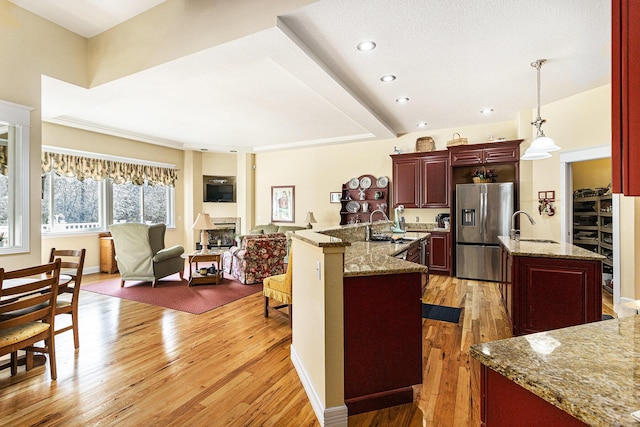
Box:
[448, 140, 522, 166]
[391, 150, 449, 208]
[612, 0, 640, 195]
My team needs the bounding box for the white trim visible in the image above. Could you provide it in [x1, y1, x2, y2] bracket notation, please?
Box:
[0, 100, 31, 254]
[42, 145, 176, 169]
[559, 144, 620, 304]
[0, 100, 33, 126]
[290, 345, 348, 427]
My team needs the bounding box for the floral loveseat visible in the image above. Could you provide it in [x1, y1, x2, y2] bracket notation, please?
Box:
[222, 233, 287, 284]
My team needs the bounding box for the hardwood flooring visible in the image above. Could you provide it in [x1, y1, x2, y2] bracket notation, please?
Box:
[0, 272, 616, 426]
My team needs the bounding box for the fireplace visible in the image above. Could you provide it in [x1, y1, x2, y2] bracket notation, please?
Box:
[196, 217, 241, 250]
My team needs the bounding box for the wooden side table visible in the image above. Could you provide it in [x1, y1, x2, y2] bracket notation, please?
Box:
[187, 252, 223, 286]
[99, 236, 118, 273]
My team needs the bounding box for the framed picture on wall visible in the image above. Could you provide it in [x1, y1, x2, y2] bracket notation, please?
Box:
[271, 185, 295, 223]
[330, 192, 341, 203]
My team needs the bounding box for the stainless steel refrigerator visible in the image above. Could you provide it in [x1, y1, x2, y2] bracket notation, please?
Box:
[456, 183, 514, 282]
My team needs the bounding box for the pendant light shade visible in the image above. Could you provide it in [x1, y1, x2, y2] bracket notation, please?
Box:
[521, 59, 560, 161]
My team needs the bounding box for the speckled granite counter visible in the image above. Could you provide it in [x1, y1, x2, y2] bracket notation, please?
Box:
[498, 236, 606, 261]
[343, 233, 429, 277]
[470, 316, 640, 426]
[292, 229, 429, 277]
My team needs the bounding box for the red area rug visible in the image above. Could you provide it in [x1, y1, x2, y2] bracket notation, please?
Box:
[83, 273, 262, 314]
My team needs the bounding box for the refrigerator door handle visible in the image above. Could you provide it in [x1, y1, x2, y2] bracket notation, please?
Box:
[480, 188, 487, 241]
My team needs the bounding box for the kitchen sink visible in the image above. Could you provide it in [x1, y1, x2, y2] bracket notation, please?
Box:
[518, 238, 558, 244]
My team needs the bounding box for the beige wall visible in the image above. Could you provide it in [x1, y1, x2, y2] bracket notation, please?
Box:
[254, 120, 518, 230]
[0, 0, 87, 269]
[41, 123, 186, 271]
[517, 85, 612, 240]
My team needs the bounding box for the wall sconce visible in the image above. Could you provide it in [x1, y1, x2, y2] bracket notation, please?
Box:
[538, 191, 556, 216]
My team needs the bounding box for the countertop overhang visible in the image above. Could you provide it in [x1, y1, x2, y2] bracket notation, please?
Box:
[470, 315, 640, 426]
[498, 236, 606, 261]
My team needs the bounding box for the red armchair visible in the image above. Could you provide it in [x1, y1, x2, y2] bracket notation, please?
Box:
[222, 233, 287, 284]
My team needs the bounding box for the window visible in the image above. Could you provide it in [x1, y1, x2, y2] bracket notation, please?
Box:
[41, 148, 176, 233]
[112, 181, 173, 225]
[42, 174, 101, 232]
[0, 100, 31, 254]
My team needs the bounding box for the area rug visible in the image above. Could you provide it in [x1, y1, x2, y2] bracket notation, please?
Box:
[83, 273, 262, 314]
[422, 303, 462, 324]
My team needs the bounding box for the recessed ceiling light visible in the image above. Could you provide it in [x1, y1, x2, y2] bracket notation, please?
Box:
[395, 97, 410, 103]
[417, 122, 428, 127]
[380, 75, 396, 82]
[357, 40, 376, 51]
[480, 108, 494, 114]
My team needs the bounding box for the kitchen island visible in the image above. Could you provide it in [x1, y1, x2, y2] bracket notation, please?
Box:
[498, 236, 605, 336]
[470, 315, 640, 426]
[291, 229, 429, 416]
[341, 234, 429, 414]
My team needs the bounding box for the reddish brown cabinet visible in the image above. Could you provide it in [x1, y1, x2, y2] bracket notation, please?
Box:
[448, 140, 521, 166]
[612, 0, 640, 195]
[480, 366, 588, 426]
[391, 150, 449, 208]
[343, 272, 422, 414]
[500, 248, 602, 336]
[429, 231, 451, 275]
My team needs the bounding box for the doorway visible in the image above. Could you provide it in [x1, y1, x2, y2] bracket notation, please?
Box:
[560, 145, 621, 305]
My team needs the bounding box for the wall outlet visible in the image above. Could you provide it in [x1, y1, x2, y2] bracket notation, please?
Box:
[415, 216, 419, 222]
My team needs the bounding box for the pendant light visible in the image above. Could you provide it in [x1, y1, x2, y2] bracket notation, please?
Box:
[521, 59, 561, 160]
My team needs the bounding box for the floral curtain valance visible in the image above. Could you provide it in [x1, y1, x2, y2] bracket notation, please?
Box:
[41, 151, 177, 187]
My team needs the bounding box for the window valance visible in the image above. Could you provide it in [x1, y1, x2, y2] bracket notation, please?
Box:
[41, 151, 177, 187]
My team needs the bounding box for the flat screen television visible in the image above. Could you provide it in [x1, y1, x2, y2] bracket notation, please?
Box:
[203, 176, 235, 202]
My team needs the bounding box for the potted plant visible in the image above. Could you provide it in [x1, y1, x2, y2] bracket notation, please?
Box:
[472, 168, 497, 183]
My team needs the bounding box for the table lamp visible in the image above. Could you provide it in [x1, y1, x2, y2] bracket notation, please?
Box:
[192, 213, 215, 254]
[304, 211, 317, 229]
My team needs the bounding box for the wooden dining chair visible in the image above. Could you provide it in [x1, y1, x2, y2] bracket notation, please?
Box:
[49, 248, 86, 349]
[0, 259, 61, 380]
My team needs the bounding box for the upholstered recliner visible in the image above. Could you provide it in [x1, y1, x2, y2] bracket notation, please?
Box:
[109, 223, 185, 287]
[222, 233, 287, 284]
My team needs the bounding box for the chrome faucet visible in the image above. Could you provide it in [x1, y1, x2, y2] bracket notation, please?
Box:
[510, 210, 536, 240]
[366, 209, 391, 241]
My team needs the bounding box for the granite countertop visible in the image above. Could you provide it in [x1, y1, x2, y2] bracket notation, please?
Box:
[293, 228, 429, 277]
[498, 236, 606, 261]
[470, 316, 640, 426]
[343, 232, 429, 277]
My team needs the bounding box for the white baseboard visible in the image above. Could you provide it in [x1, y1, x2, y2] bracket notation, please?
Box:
[290, 345, 348, 427]
[83, 266, 101, 275]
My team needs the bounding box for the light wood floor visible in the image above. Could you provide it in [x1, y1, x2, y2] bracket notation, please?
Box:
[0, 272, 616, 426]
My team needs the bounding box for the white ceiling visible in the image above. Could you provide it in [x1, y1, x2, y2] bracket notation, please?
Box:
[14, 0, 611, 153]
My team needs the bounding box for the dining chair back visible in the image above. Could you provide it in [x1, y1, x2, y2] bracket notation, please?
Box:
[49, 248, 86, 349]
[0, 259, 61, 380]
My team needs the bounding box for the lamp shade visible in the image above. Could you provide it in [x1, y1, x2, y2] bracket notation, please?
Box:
[304, 211, 317, 225]
[192, 213, 215, 230]
[520, 149, 552, 161]
[527, 136, 561, 153]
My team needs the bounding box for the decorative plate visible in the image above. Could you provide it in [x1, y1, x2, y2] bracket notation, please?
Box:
[360, 176, 372, 189]
[348, 177, 360, 189]
[346, 201, 360, 213]
[377, 176, 389, 188]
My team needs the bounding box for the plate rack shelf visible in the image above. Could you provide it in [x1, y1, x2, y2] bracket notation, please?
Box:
[340, 174, 389, 225]
[573, 194, 613, 293]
